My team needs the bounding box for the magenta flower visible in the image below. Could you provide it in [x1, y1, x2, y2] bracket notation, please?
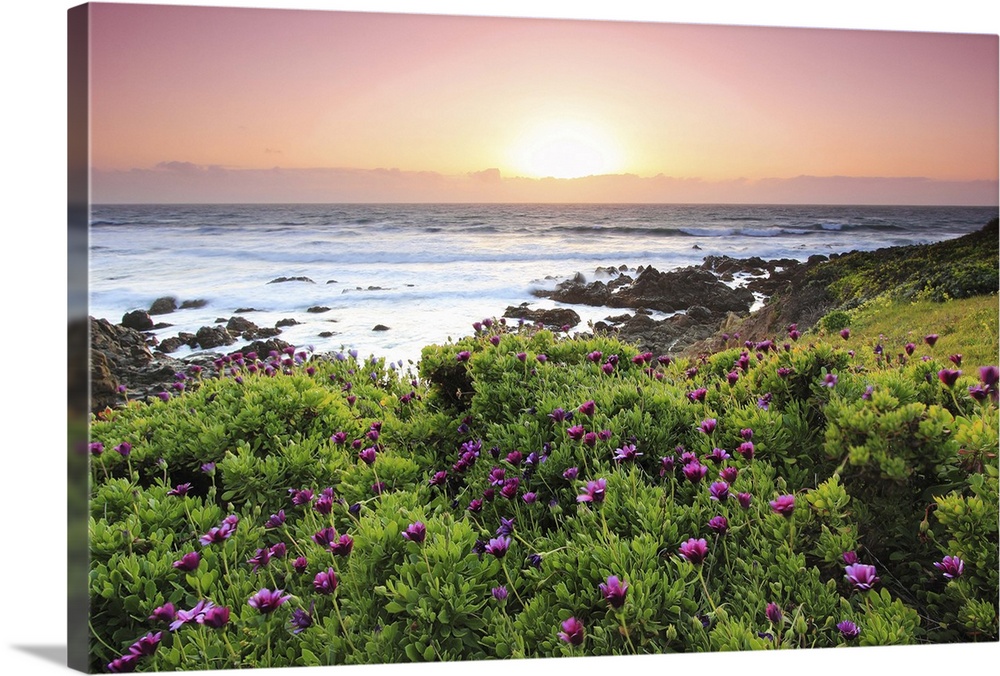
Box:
[270, 542, 287, 558]
[844, 563, 880, 591]
[402, 522, 427, 544]
[127, 632, 162, 658]
[149, 603, 176, 623]
[769, 494, 796, 517]
[107, 655, 140, 673]
[506, 450, 524, 465]
[737, 492, 752, 510]
[577, 478, 607, 504]
[904, 342, 916, 356]
[428, 470, 449, 487]
[293, 556, 308, 574]
[358, 447, 377, 465]
[172, 552, 200, 572]
[587, 350, 603, 362]
[708, 481, 730, 502]
[837, 620, 860, 640]
[938, 369, 961, 388]
[688, 388, 707, 402]
[840, 328, 851, 340]
[981, 365, 999, 388]
[289, 488, 314, 506]
[582, 431, 598, 447]
[456, 350, 471, 362]
[706, 447, 730, 464]
[599, 575, 629, 608]
[949, 354, 963, 366]
[536, 354, 548, 363]
[707, 515, 729, 535]
[492, 586, 509, 601]
[678, 538, 709, 565]
[522, 492, 538, 505]
[740, 428, 754, 440]
[765, 602, 783, 625]
[248, 588, 292, 613]
[842, 551, 859, 565]
[313, 568, 339, 594]
[737, 441, 755, 460]
[264, 510, 286, 529]
[549, 408, 569, 423]
[500, 476, 520, 500]
[558, 617, 585, 646]
[114, 442, 132, 457]
[969, 384, 989, 402]
[312, 526, 338, 548]
[290, 603, 315, 634]
[485, 536, 511, 558]
[566, 425, 585, 441]
[169, 600, 216, 631]
[699, 418, 717, 434]
[933, 555, 964, 579]
[613, 443, 642, 462]
[823, 373, 838, 387]
[314, 494, 334, 516]
[683, 461, 708, 484]
[201, 606, 230, 629]
[328, 534, 354, 557]
[601, 362, 614, 375]
[247, 547, 273, 573]
[578, 400, 596, 416]
[167, 483, 192, 497]
[488, 466, 507, 485]
[924, 334, 939, 348]
[563, 467, 579, 481]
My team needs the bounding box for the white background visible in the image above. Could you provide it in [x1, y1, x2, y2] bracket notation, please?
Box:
[1, 1, 997, 675]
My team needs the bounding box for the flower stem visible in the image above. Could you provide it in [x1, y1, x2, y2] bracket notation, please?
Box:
[332, 594, 358, 653]
[502, 561, 525, 607]
[697, 568, 719, 616]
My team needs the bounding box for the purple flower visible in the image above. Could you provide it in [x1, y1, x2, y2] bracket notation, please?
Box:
[687, 388, 708, 403]
[330, 431, 348, 444]
[506, 450, 524, 465]
[329, 534, 354, 557]
[371, 481, 386, 495]
[289, 488, 314, 506]
[169, 600, 216, 631]
[496, 517, 516, 537]
[840, 328, 851, 340]
[558, 617, 585, 646]
[485, 536, 511, 558]
[201, 606, 230, 629]
[127, 632, 162, 658]
[522, 492, 538, 505]
[270, 542, 287, 558]
[719, 466, 739, 484]
[582, 431, 598, 447]
[844, 563, 880, 591]
[933, 555, 965, 579]
[969, 384, 989, 402]
[107, 654, 140, 672]
[587, 350, 603, 362]
[837, 620, 860, 640]
[949, 354, 963, 366]
[578, 400, 596, 416]
[89, 441, 104, 456]
[114, 442, 132, 457]
[500, 476, 520, 500]
[428, 470, 449, 487]
[563, 467, 579, 481]
[249, 588, 292, 613]
[683, 461, 708, 484]
[765, 602, 783, 624]
[313, 568, 339, 594]
[312, 527, 338, 548]
[247, 547, 273, 573]
[678, 538, 709, 565]
[613, 443, 642, 463]
[599, 575, 629, 608]
[566, 425, 585, 441]
[758, 393, 772, 410]
[488, 466, 507, 486]
[577, 478, 607, 504]
[823, 373, 838, 388]
[172, 552, 200, 572]
[492, 586, 508, 602]
[726, 371, 740, 385]
[313, 494, 334, 516]
[862, 385, 874, 400]
[597, 429, 613, 441]
[736, 441, 755, 460]
[167, 483, 192, 497]
[706, 447, 730, 464]
[536, 354, 548, 363]
[981, 365, 999, 388]
[707, 515, 729, 535]
[149, 603, 176, 623]
[199, 515, 238, 545]
[292, 556, 308, 574]
[740, 428, 754, 440]
[402, 522, 426, 544]
[548, 408, 569, 423]
[769, 494, 796, 517]
[777, 367, 792, 378]
[602, 362, 615, 375]
[290, 603, 315, 634]
[904, 342, 915, 356]
[659, 456, 676, 477]
[938, 369, 961, 388]
[264, 510, 286, 529]
[709, 481, 730, 502]
[736, 492, 752, 510]
[924, 334, 939, 348]
[699, 418, 717, 434]
[358, 447, 377, 465]
[456, 350, 471, 362]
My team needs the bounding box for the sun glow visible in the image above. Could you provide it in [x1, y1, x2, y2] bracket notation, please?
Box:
[510, 120, 624, 179]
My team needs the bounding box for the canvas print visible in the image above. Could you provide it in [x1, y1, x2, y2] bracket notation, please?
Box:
[69, 3, 999, 672]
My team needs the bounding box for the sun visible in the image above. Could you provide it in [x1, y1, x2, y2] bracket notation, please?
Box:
[510, 120, 624, 179]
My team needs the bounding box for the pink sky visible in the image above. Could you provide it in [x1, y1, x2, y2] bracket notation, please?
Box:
[86, 3, 999, 203]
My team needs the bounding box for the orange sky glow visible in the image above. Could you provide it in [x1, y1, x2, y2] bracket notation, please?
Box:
[87, 3, 999, 204]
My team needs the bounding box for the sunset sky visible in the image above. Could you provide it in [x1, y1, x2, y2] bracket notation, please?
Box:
[86, 3, 999, 204]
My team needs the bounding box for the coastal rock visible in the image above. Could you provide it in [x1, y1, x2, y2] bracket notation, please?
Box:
[235, 307, 259, 313]
[318, 331, 337, 338]
[121, 310, 154, 331]
[276, 318, 300, 328]
[268, 276, 315, 284]
[238, 338, 291, 358]
[149, 296, 178, 315]
[326, 280, 338, 284]
[372, 324, 391, 331]
[502, 305, 581, 329]
[255, 327, 282, 339]
[180, 299, 208, 309]
[152, 322, 174, 330]
[226, 316, 259, 336]
[195, 325, 235, 349]
[307, 306, 331, 313]
[155, 334, 193, 354]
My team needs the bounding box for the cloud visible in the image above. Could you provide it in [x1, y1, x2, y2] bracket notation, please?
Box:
[93, 162, 999, 206]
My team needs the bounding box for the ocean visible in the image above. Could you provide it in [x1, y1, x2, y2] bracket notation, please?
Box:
[88, 203, 997, 365]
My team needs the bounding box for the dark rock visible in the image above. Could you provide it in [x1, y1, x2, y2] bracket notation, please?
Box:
[502, 305, 581, 329]
[807, 254, 828, 265]
[195, 326, 235, 349]
[372, 324, 391, 331]
[255, 327, 282, 339]
[276, 318, 300, 328]
[90, 317, 187, 411]
[156, 336, 189, 354]
[268, 276, 315, 284]
[687, 306, 714, 322]
[367, 286, 388, 291]
[121, 310, 154, 331]
[319, 331, 336, 338]
[235, 307, 259, 313]
[179, 299, 208, 310]
[226, 316, 259, 337]
[214, 317, 227, 324]
[152, 322, 174, 330]
[239, 338, 291, 358]
[149, 296, 178, 315]
[307, 306, 331, 313]
[605, 313, 633, 324]
[326, 280, 338, 284]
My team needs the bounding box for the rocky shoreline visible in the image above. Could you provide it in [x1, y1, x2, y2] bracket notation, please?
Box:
[86, 251, 841, 413]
